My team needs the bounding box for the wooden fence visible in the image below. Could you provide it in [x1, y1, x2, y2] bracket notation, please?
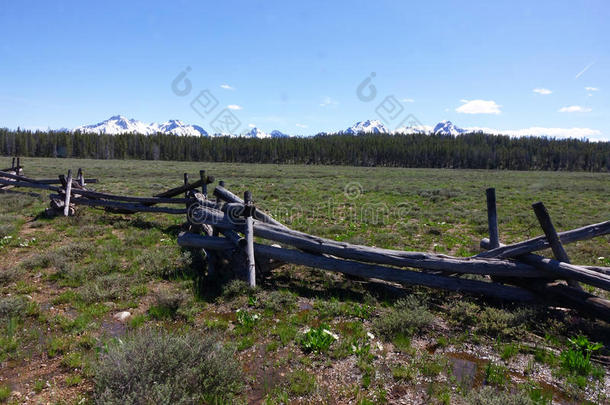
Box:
[2, 158, 609, 322]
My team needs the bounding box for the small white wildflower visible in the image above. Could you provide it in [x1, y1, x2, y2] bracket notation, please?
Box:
[236, 308, 242, 313]
[302, 327, 311, 334]
[367, 332, 375, 340]
[376, 341, 383, 351]
[598, 257, 605, 260]
[322, 329, 339, 340]
[252, 314, 259, 320]
[351, 345, 357, 352]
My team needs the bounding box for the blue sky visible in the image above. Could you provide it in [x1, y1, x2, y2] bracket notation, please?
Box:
[0, 0, 608, 139]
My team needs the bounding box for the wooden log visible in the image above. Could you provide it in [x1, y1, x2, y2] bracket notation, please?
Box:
[0, 179, 61, 191]
[51, 190, 201, 205]
[176, 233, 538, 302]
[188, 205, 609, 283]
[244, 191, 256, 287]
[532, 202, 583, 290]
[34, 178, 98, 184]
[486, 188, 500, 249]
[583, 266, 610, 276]
[67, 197, 189, 214]
[0, 170, 40, 183]
[63, 170, 73, 217]
[251, 221, 547, 278]
[477, 220, 610, 259]
[153, 176, 214, 199]
[213, 185, 288, 229]
[481, 239, 609, 279]
[478, 238, 610, 291]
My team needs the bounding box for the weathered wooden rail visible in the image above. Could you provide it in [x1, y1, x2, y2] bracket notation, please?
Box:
[2, 157, 609, 322]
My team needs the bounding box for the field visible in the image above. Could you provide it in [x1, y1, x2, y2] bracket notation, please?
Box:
[1, 157, 609, 404]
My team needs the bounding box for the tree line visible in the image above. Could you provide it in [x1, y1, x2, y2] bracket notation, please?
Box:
[1, 128, 608, 171]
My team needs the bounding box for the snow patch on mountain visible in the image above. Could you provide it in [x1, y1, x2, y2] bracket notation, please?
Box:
[75, 115, 208, 136]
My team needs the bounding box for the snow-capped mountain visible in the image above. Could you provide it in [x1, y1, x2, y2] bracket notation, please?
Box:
[154, 120, 208, 136]
[433, 120, 466, 136]
[74, 115, 474, 138]
[74, 115, 208, 136]
[341, 120, 390, 134]
[270, 130, 289, 138]
[242, 127, 271, 139]
[394, 124, 432, 134]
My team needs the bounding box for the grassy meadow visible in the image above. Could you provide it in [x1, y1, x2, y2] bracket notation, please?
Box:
[0, 157, 609, 404]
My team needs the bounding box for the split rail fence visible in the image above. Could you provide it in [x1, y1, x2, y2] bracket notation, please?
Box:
[2, 158, 609, 322]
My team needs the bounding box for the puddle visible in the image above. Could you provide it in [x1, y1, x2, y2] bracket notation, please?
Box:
[100, 320, 126, 337]
[446, 352, 486, 389]
[446, 352, 573, 404]
[298, 301, 313, 311]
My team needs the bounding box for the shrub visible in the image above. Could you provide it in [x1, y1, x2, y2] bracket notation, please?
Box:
[221, 279, 252, 301]
[78, 274, 130, 303]
[477, 307, 531, 339]
[0, 296, 28, 320]
[264, 290, 297, 312]
[559, 336, 604, 379]
[0, 385, 11, 402]
[0, 223, 15, 239]
[0, 267, 19, 286]
[94, 328, 242, 404]
[136, 246, 190, 279]
[148, 289, 186, 320]
[374, 295, 433, 340]
[465, 386, 533, 405]
[299, 325, 337, 354]
[22, 242, 90, 271]
[287, 369, 316, 396]
[485, 362, 509, 387]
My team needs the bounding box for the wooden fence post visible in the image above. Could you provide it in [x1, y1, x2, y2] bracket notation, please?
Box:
[486, 188, 500, 249]
[63, 170, 73, 217]
[200, 170, 207, 197]
[532, 202, 583, 290]
[244, 191, 256, 287]
[77, 168, 85, 187]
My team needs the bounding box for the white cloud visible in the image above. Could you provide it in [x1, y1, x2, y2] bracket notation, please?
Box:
[558, 105, 591, 113]
[319, 96, 338, 107]
[220, 84, 234, 90]
[227, 104, 242, 110]
[533, 88, 552, 95]
[400, 98, 415, 103]
[295, 123, 308, 128]
[465, 126, 604, 141]
[248, 123, 256, 128]
[456, 99, 501, 114]
[585, 86, 599, 91]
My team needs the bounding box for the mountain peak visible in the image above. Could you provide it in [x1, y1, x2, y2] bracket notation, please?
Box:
[342, 120, 390, 134]
[243, 127, 271, 138]
[75, 115, 208, 136]
[433, 120, 466, 135]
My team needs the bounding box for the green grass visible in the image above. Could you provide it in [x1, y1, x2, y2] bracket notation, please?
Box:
[1, 157, 609, 404]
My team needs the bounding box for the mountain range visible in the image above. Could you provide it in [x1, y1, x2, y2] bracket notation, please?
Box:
[74, 116, 472, 138]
